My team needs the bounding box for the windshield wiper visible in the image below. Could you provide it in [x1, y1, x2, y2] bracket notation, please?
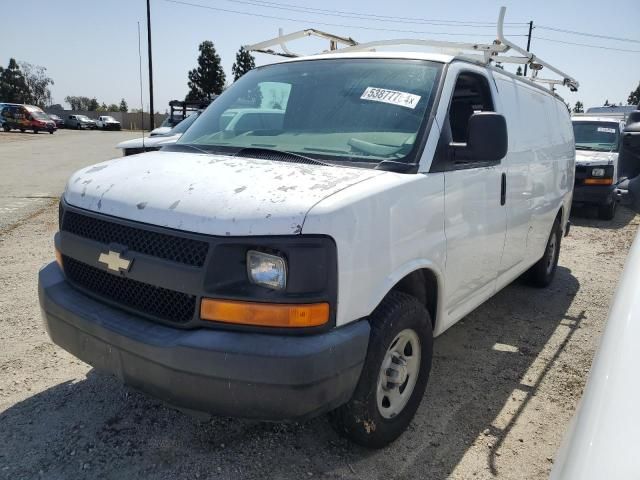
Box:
[234, 147, 328, 166]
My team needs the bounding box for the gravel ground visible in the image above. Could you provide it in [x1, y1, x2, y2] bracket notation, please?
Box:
[0, 201, 638, 480]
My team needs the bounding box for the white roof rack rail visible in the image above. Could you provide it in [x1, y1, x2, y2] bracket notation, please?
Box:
[245, 7, 579, 92]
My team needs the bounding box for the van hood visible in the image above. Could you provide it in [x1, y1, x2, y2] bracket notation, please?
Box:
[116, 134, 181, 150]
[64, 151, 384, 236]
[575, 149, 617, 166]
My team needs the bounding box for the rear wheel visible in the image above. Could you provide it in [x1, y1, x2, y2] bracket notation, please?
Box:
[526, 216, 561, 287]
[2, 125, 9, 132]
[329, 291, 433, 448]
[597, 200, 617, 220]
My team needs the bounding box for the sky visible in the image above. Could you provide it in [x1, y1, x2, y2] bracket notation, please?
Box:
[2, 0, 639, 112]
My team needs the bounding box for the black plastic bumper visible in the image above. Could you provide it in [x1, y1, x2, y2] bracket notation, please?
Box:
[572, 184, 616, 206]
[38, 262, 370, 421]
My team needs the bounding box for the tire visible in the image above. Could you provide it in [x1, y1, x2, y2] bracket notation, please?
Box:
[2, 125, 9, 132]
[597, 200, 617, 220]
[32, 129, 38, 134]
[329, 291, 433, 448]
[525, 216, 561, 288]
[49, 130, 54, 134]
[20, 128, 25, 133]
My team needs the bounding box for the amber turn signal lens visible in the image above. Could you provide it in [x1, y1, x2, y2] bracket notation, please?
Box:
[200, 299, 329, 328]
[55, 247, 63, 269]
[584, 178, 613, 185]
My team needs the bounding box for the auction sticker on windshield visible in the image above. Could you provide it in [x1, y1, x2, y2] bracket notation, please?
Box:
[597, 127, 616, 134]
[361, 87, 421, 109]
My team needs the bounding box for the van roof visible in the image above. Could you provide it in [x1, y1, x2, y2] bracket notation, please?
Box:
[571, 116, 625, 124]
[281, 50, 456, 64]
[274, 51, 568, 101]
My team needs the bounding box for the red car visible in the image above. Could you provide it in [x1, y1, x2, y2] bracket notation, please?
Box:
[1, 104, 56, 134]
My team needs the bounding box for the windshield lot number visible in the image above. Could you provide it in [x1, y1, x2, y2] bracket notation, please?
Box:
[361, 87, 421, 109]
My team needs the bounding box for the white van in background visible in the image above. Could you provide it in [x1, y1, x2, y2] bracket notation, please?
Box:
[39, 10, 576, 448]
[571, 116, 625, 219]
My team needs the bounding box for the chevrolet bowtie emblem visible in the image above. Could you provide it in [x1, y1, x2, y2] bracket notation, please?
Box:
[98, 250, 132, 273]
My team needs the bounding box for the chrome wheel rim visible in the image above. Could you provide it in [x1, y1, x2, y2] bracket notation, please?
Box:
[546, 230, 558, 275]
[376, 329, 421, 419]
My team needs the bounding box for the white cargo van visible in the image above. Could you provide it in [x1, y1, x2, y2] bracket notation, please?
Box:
[571, 116, 625, 219]
[39, 10, 576, 447]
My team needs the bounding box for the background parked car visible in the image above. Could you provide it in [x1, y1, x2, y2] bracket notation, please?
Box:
[65, 114, 96, 130]
[571, 116, 625, 219]
[116, 111, 201, 156]
[95, 115, 121, 131]
[149, 115, 183, 136]
[1, 104, 56, 134]
[47, 114, 65, 129]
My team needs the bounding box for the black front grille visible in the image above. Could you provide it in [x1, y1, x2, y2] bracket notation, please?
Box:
[63, 255, 196, 324]
[62, 210, 209, 267]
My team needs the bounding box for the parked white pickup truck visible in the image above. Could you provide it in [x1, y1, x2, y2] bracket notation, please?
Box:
[39, 20, 576, 447]
[95, 115, 121, 131]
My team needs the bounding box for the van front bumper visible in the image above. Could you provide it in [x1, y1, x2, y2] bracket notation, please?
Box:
[38, 262, 370, 421]
[572, 184, 616, 206]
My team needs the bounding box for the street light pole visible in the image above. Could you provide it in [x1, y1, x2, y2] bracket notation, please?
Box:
[146, 0, 155, 129]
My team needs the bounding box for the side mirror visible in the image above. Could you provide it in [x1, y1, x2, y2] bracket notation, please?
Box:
[451, 112, 508, 163]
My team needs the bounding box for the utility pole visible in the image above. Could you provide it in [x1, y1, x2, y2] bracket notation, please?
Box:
[146, 0, 155, 129]
[523, 20, 533, 77]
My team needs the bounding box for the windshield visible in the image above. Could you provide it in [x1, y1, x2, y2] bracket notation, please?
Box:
[161, 116, 182, 128]
[169, 112, 200, 134]
[31, 112, 49, 120]
[77, 115, 90, 121]
[177, 58, 442, 165]
[573, 121, 620, 152]
[103, 116, 116, 122]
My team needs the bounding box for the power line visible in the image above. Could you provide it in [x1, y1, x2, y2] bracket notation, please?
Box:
[537, 25, 640, 44]
[216, 0, 529, 27]
[163, 0, 529, 37]
[535, 36, 640, 53]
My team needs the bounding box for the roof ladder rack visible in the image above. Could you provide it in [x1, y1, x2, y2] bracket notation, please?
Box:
[245, 6, 579, 92]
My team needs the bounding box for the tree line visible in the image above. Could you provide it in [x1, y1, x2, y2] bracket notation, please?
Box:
[184, 43, 256, 102]
[63, 96, 128, 112]
[0, 58, 54, 107]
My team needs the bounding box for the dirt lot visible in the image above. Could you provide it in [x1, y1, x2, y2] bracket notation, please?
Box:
[0, 208, 637, 480]
[0, 133, 638, 478]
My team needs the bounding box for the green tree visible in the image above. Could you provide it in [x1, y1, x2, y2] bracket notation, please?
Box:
[573, 101, 584, 114]
[18, 61, 54, 107]
[119, 98, 128, 112]
[108, 103, 119, 111]
[516, 66, 522, 76]
[97, 102, 108, 111]
[0, 58, 31, 103]
[88, 98, 99, 111]
[628, 82, 640, 106]
[186, 41, 226, 102]
[231, 47, 255, 81]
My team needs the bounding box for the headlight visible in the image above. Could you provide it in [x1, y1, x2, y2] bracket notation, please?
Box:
[591, 167, 606, 177]
[247, 250, 287, 290]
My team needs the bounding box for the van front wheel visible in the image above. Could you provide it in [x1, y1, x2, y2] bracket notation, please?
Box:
[329, 291, 433, 448]
[526, 217, 561, 287]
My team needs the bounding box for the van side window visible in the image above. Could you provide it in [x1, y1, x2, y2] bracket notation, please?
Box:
[448, 72, 494, 143]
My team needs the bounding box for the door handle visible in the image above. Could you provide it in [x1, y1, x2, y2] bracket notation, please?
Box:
[500, 173, 506, 206]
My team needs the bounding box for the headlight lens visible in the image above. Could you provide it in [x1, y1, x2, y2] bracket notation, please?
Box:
[591, 167, 606, 177]
[247, 250, 287, 290]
